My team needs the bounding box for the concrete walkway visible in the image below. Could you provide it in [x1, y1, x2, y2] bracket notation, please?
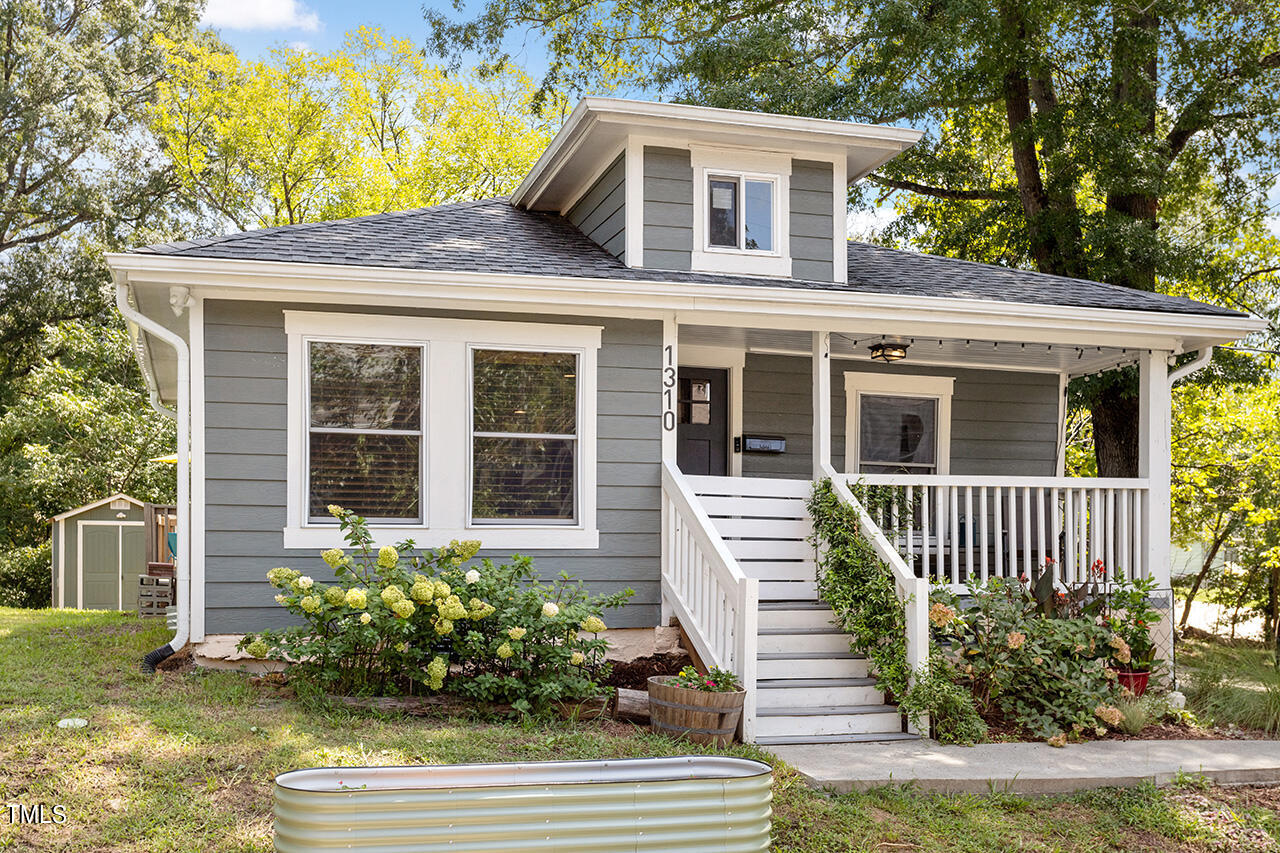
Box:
[769, 739, 1280, 794]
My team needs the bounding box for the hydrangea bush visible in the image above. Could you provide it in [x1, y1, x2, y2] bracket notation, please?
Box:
[930, 576, 1125, 740]
[239, 506, 631, 712]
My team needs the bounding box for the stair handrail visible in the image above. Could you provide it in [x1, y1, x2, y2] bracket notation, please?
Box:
[660, 459, 759, 740]
[820, 464, 929, 730]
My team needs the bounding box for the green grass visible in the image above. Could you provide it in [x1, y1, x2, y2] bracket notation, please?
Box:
[1180, 637, 1280, 734]
[1, 608, 1278, 852]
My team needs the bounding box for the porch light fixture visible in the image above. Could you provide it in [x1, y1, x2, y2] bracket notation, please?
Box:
[869, 342, 908, 363]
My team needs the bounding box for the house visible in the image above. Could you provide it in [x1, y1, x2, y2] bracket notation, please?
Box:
[106, 98, 1262, 744]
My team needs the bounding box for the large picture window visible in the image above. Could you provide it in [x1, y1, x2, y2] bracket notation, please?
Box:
[307, 341, 424, 522]
[471, 349, 579, 523]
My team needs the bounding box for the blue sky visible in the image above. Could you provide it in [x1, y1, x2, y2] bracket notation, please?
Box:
[201, 0, 550, 71]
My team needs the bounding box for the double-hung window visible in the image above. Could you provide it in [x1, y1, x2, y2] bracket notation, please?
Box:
[471, 349, 579, 524]
[285, 311, 601, 549]
[306, 341, 425, 522]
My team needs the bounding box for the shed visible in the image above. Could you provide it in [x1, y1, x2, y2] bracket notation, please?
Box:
[50, 494, 146, 610]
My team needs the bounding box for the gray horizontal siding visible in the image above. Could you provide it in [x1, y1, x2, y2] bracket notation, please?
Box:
[643, 147, 693, 271]
[567, 153, 625, 259]
[741, 354, 1060, 479]
[203, 299, 662, 634]
[790, 160, 835, 282]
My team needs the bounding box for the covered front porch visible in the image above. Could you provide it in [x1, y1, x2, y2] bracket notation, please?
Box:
[665, 322, 1176, 592]
[656, 314, 1191, 744]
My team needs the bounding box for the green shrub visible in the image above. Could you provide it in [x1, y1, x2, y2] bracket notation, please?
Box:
[1115, 695, 1151, 734]
[807, 480, 909, 700]
[932, 580, 1122, 739]
[0, 542, 52, 608]
[240, 506, 631, 713]
[898, 656, 988, 745]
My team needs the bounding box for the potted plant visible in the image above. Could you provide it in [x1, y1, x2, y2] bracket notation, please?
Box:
[1104, 574, 1161, 697]
[647, 666, 745, 747]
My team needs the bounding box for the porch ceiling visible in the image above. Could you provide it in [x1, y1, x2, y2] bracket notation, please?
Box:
[680, 324, 1140, 375]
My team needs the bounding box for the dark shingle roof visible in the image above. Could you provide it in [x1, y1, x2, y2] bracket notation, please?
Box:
[136, 197, 1240, 318]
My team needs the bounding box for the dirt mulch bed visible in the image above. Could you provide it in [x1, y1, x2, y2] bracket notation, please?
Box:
[983, 708, 1270, 743]
[155, 646, 195, 673]
[600, 653, 690, 691]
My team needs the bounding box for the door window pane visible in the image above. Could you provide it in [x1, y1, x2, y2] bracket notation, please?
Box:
[472, 349, 579, 523]
[708, 177, 738, 247]
[744, 180, 773, 251]
[307, 341, 424, 522]
[859, 394, 938, 473]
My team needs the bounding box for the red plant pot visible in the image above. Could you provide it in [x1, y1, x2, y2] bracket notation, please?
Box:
[1116, 670, 1150, 697]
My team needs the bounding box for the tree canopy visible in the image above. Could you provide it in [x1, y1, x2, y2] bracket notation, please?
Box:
[151, 28, 562, 230]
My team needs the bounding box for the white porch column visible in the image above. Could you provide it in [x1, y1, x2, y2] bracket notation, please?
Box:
[1138, 350, 1172, 589]
[812, 331, 831, 478]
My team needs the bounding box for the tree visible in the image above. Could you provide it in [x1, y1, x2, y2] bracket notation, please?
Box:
[0, 319, 175, 605]
[0, 0, 201, 252]
[430, 0, 1280, 475]
[151, 28, 562, 230]
[1169, 379, 1280, 632]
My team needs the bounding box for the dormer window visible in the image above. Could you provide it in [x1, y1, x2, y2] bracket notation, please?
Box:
[707, 174, 775, 252]
[690, 148, 791, 277]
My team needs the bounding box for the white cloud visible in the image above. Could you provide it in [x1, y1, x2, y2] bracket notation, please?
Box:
[201, 0, 321, 32]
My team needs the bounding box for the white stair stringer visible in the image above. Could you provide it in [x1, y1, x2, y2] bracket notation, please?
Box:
[686, 475, 919, 746]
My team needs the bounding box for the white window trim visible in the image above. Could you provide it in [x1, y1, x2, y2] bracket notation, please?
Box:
[843, 372, 954, 475]
[284, 311, 602, 550]
[690, 146, 791, 277]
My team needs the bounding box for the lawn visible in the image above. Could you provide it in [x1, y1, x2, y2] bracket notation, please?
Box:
[1, 608, 1279, 852]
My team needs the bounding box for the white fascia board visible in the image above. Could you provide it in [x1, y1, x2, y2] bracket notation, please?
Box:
[106, 254, 1263, 353]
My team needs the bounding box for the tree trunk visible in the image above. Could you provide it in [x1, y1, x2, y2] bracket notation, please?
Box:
[1090, 383, 1140, 477]
[1179, 527, 1230, 630]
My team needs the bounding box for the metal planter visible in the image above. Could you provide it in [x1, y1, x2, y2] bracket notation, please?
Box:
[274, 755, 772, 852]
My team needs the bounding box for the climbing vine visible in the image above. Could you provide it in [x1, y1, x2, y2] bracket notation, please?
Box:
[807, 479, 910, 701]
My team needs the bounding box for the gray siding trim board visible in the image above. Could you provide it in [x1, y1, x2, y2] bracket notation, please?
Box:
[642, 147, 693, 271]
[203, 300, 662, 634]
[567, 153, 626, 259]
[741, 354, 1060, 479]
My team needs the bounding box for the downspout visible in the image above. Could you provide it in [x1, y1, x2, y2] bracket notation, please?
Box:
[115, 279, 190, 672]
[1168, 348, 1213, 385]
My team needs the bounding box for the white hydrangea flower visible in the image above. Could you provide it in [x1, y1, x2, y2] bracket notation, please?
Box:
[465, 569, 481, 584]
[541, 602, 560, 618]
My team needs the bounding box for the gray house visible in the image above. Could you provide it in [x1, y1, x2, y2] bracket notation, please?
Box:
[107, 98, 1261, 743]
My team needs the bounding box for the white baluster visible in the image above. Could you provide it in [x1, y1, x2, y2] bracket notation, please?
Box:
[1022, 487, 1033, 580]
[950, 485, 960, 586]
[979, 485, 989, 584]
[994, 486, 1004, 579]
[965, 486, 974, 585]
[922, 485, 930, 581]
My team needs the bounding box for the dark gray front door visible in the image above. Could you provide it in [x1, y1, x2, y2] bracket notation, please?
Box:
[676, 367, 728, 476]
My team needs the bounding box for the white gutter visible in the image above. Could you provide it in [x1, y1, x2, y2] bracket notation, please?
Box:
[115, 280, 191, 669]
[1168, 348, 1214, 384]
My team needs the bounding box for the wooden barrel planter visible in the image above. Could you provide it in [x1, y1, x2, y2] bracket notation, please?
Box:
[647, 675, 746, 747]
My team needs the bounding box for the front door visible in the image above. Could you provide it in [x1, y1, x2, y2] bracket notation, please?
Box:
[676, 367, 728, 476]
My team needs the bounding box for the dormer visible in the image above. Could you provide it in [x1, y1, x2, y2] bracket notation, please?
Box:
[511, 98, 923, 282]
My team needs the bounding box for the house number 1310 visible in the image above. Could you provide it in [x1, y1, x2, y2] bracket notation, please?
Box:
[662, 345, 676, 432]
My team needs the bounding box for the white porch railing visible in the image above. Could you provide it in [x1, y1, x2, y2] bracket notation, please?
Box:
[820, 465, 929, 733]
[844, 474, 1151, 589]
[660, 460, 760, 741]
